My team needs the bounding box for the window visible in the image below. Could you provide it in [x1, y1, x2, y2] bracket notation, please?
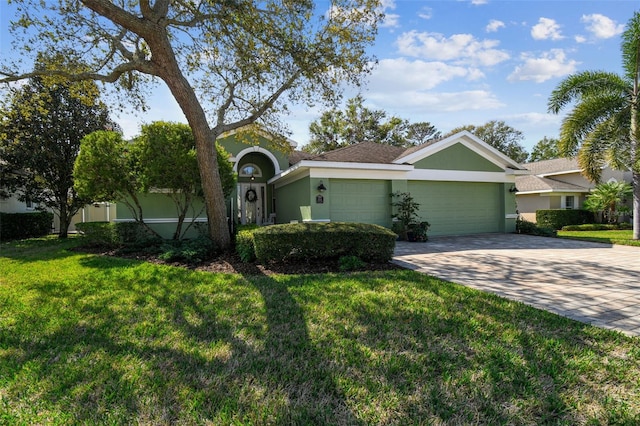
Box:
[239, 164, 262, 178]
[565, 196, 575, 209]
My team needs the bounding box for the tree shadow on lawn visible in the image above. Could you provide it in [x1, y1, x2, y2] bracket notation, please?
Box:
[1, 255, 360, 424]
[3, 252, 640, 424]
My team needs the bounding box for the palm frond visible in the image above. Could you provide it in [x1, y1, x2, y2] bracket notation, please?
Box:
[621, 12, 640, 82]
[548, 71, 629, 114]
[578, 135, 607, 183]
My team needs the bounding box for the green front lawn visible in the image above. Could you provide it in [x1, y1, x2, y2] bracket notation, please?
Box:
[1, 237, 640, 424]
[557, 229, 640, 247]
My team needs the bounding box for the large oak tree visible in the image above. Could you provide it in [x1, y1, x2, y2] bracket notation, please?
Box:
[1, 0, 383, 248]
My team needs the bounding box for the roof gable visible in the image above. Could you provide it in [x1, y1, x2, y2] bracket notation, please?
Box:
[393, 131, 525, 171]
[413, 142, 504, 172]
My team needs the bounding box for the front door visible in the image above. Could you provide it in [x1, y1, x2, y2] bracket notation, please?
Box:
[239, 183, 266, 225]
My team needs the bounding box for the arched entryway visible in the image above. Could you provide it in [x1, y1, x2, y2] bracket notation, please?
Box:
[234, 148, 278, 225]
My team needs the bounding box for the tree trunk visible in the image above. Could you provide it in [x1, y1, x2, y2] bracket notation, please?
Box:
[58, 203, 70, 239]
[634, 170, 640, 240]
[149, 42, 230, 249]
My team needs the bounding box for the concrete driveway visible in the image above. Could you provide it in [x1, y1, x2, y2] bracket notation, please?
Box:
[393, 233, 640, 337]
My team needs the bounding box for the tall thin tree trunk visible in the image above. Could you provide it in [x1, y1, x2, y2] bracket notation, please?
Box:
[633, 170, 640, 239]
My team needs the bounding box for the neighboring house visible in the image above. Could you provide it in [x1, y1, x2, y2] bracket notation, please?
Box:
[515, 157, 632, 223]
[117, 130, 528, 238]
[1, 164, 116, 234]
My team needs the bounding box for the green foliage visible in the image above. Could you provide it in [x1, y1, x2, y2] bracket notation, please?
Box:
[253, 222, 396, 263]
[305, 95, 441, 153]
[339, 255, 366, 271]
[528, 137, 568, 162]
[390, 192, 429, 241]
[75, 124, 237, 240]
[75, 221, 117, 247]
[75, 221, 161, 249]
[583, 181, 633, 224]
[158, 236, 216, 264]
[446, 120, 529, 163]
[536, 209, 594, 230]
[0, 70, 115, 237]
[0, 212, 53, 241]
[562, 223, 632, 231]
[235, 225, 259, 263]
[74, 131, 138, 202]
[515, 217, 557, 237]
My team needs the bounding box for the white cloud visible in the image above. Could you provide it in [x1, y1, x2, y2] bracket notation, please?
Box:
[581, 14, 624, 39]
[381, 13, 400, 28]
[471, 0, 488, 5]
[508, 49, 578, 83]
[396, 31, 510, 66]
[418, 7, 433, 20]
[369, 90, 504, 113]
[531, 17, 564, 40]
[368, 58, 484, 92]
[486, 19, 505, 33]
[574, 35, 587, 43]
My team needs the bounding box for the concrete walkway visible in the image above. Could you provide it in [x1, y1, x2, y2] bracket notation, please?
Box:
[393, 233, 640, 337]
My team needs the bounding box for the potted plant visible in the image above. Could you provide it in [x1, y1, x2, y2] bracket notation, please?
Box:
[390, 191, 429, 242]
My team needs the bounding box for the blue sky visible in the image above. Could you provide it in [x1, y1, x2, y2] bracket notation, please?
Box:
[2, 1, 638, 155]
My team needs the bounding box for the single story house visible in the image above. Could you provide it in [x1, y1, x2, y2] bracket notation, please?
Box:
[515, 157, 632, 223]
[0, 164, 114, 234]
[117, 130, 529, 238]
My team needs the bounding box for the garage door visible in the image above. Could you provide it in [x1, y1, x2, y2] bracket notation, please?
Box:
[408, 181, 502, 236]
[330, 179, 391, 226]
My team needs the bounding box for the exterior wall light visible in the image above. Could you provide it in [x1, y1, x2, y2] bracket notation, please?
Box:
[317, 181, 327, 192]
[509, 186, 519, 193]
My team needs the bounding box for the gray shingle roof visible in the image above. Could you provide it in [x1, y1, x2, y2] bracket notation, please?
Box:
[516, 175, 590, 193]
[522, 157, 580, 175]
[308, 142, 406, 164]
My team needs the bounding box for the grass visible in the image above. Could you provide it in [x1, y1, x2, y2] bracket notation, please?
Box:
[557, 229, 640, 247]
[2, 237, 640, 424]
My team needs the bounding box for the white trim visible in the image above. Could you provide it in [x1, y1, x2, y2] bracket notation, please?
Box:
[538, 169, 582, 177]
[303, 219, 330, 223]
[405, 169, 516, 183]
[515, 189, 590, 195]
[505, 214, 519, 219]
[233, 146, 282, 174]
[114, 217, 207, 223]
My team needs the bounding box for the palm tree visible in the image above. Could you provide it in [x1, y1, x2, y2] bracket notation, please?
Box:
[584, 181, 633, 224]
[548, 12, 640, 239]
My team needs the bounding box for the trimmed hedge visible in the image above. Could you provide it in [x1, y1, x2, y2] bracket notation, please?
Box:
[536, 209, 594, 230]
[0, 211, 53, 241]
[75, 221, 161, 248]
[561, 223, 633, 231]
[252, 222, 397, 264]
[235, 224, 259, 263]
[516, 217, 557, 237]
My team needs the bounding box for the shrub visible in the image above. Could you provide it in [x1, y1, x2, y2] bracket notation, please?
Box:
[0, 211, 54, 241]
[536, 209, 594, 230]
[235, 225, 259, 263]
[158, 236, 216, 264]
[339, 255, 366, 271]
[561, 223, 633, 231]
[76, 221, 162, 249]
[253, 222, 396, 264]
[516, 217, 557, 237]
[76, 221, 118, 247]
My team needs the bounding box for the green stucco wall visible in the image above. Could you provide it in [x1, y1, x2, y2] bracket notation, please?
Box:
[275, 177, 310, 223]
[414, 143, 504, 172]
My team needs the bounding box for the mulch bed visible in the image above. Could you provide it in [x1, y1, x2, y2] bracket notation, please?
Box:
[74, 246, 403, 275]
